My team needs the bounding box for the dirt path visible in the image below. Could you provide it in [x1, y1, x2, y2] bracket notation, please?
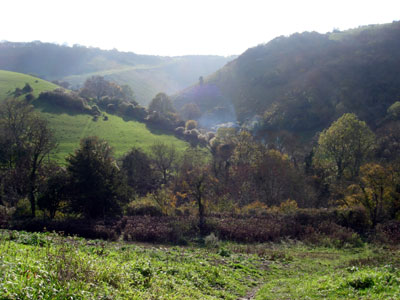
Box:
[238, 285, 261, 300]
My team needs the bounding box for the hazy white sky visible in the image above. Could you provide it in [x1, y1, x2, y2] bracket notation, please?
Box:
[1, 0, 399, 56]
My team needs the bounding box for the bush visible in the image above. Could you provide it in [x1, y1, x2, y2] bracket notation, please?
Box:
[373, 220, 400, 245]
[126, 198, 163, 217]
[241, 201, 268, 216]
[185, 120, 197, 130]
[204, 233, 219, 248]
[9, 219, 119, 241]
[24, 93, 34, 102]
[38, 89, 92, 114]
[0, 205, 15, 228]
[302, 221, 363, 248]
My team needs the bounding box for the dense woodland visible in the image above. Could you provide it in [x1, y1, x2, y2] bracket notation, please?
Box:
[174, 22, 400, 133]
[0, 23, 400, 247]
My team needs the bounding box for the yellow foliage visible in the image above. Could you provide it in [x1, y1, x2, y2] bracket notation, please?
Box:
[345, 163, 398, 225]
[268, 199, 299, 214]
[150, 189, 177, 215]
[267, 149, 289, 161]
[279, 199, 298, 213]
[241, 201, 268, 215]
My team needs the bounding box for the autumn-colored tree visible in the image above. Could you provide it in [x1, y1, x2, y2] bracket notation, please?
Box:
[345, 163, 399, 226]
[185, 120, 197, 130]
[176, 147, 214, 234]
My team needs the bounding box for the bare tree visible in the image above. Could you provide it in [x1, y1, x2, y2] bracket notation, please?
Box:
[0, 99, 57, 216]
[150, 142, 177, 184]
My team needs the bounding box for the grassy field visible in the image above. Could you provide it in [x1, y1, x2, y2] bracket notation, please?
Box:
[0, 70, 189, 162]
[0, 230, 399, 299]
[0, 70, 59, 99]
[252, 243, 400, 299]
[0, 230, 265, 299]
[37, 104, 188, 162]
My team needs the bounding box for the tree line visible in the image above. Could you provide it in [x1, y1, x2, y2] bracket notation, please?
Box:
[1, 96, 399, 233]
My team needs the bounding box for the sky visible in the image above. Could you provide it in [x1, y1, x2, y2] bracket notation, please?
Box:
[1, 0, 399, 56]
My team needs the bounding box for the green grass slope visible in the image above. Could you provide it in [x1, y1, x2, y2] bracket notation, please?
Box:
[0, 70, 188, 162]
[0, 70, 59, 100]
[37, 104, 188, 162]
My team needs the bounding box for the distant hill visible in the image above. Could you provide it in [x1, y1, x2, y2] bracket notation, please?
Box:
[173, 22, 400, 135]
[0, 70, 188, 162]
[0, 42, 234, 105]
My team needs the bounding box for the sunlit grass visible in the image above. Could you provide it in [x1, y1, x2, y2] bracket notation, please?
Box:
[39, 108, 188, 162]
[0, 70, 189, 163]
[0, 230, 264, 299]
[1, 230, 399, 299]
[0, 70, 58, 100]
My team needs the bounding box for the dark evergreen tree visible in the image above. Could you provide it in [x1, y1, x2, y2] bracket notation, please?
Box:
[66, 136, 128, 219]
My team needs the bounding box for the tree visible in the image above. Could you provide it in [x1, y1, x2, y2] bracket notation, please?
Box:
[177, 147, 214, 234]
[80, 76, 110, 101]
[387, 101, 400, 120]
[22, 83, 33, 94]
[66, 137, 128, 219]
[150, 142, 177, 184]
[345, 163, 399, 226]
[185, 120, 197, 130]
[315, 113, 375, 181]
[148, 93, 175, 115]
[120, 84, 137, 104]
[121, 147, 157, 196]
[0, 99, 57, 216]
[181, 103, 201, 120]
[38, 164, 69, 219]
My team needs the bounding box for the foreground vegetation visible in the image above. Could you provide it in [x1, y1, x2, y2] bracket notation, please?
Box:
[0, 230, 399, 299]
[0, 230, 264, 299]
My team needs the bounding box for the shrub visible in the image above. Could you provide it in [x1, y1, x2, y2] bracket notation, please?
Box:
[0, 205, 15, 228]
[126, 198, 163, 217]
[302, 221, 363, 248]
[347, 273, 375, 289]
[38, 89, 92, 113]
[22, 83, 33, 94]
[373, 220, 400, 245]
[24, 93, 34, 102]
[185, 120, 198, 130]
[204, 233, 220, 248]
[241, 201, 269, 216]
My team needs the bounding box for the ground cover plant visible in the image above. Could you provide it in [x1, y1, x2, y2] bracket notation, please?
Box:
[1, 230, 399, 299]
[0, 230, 266, 299]
[252, 243, 400, 299]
